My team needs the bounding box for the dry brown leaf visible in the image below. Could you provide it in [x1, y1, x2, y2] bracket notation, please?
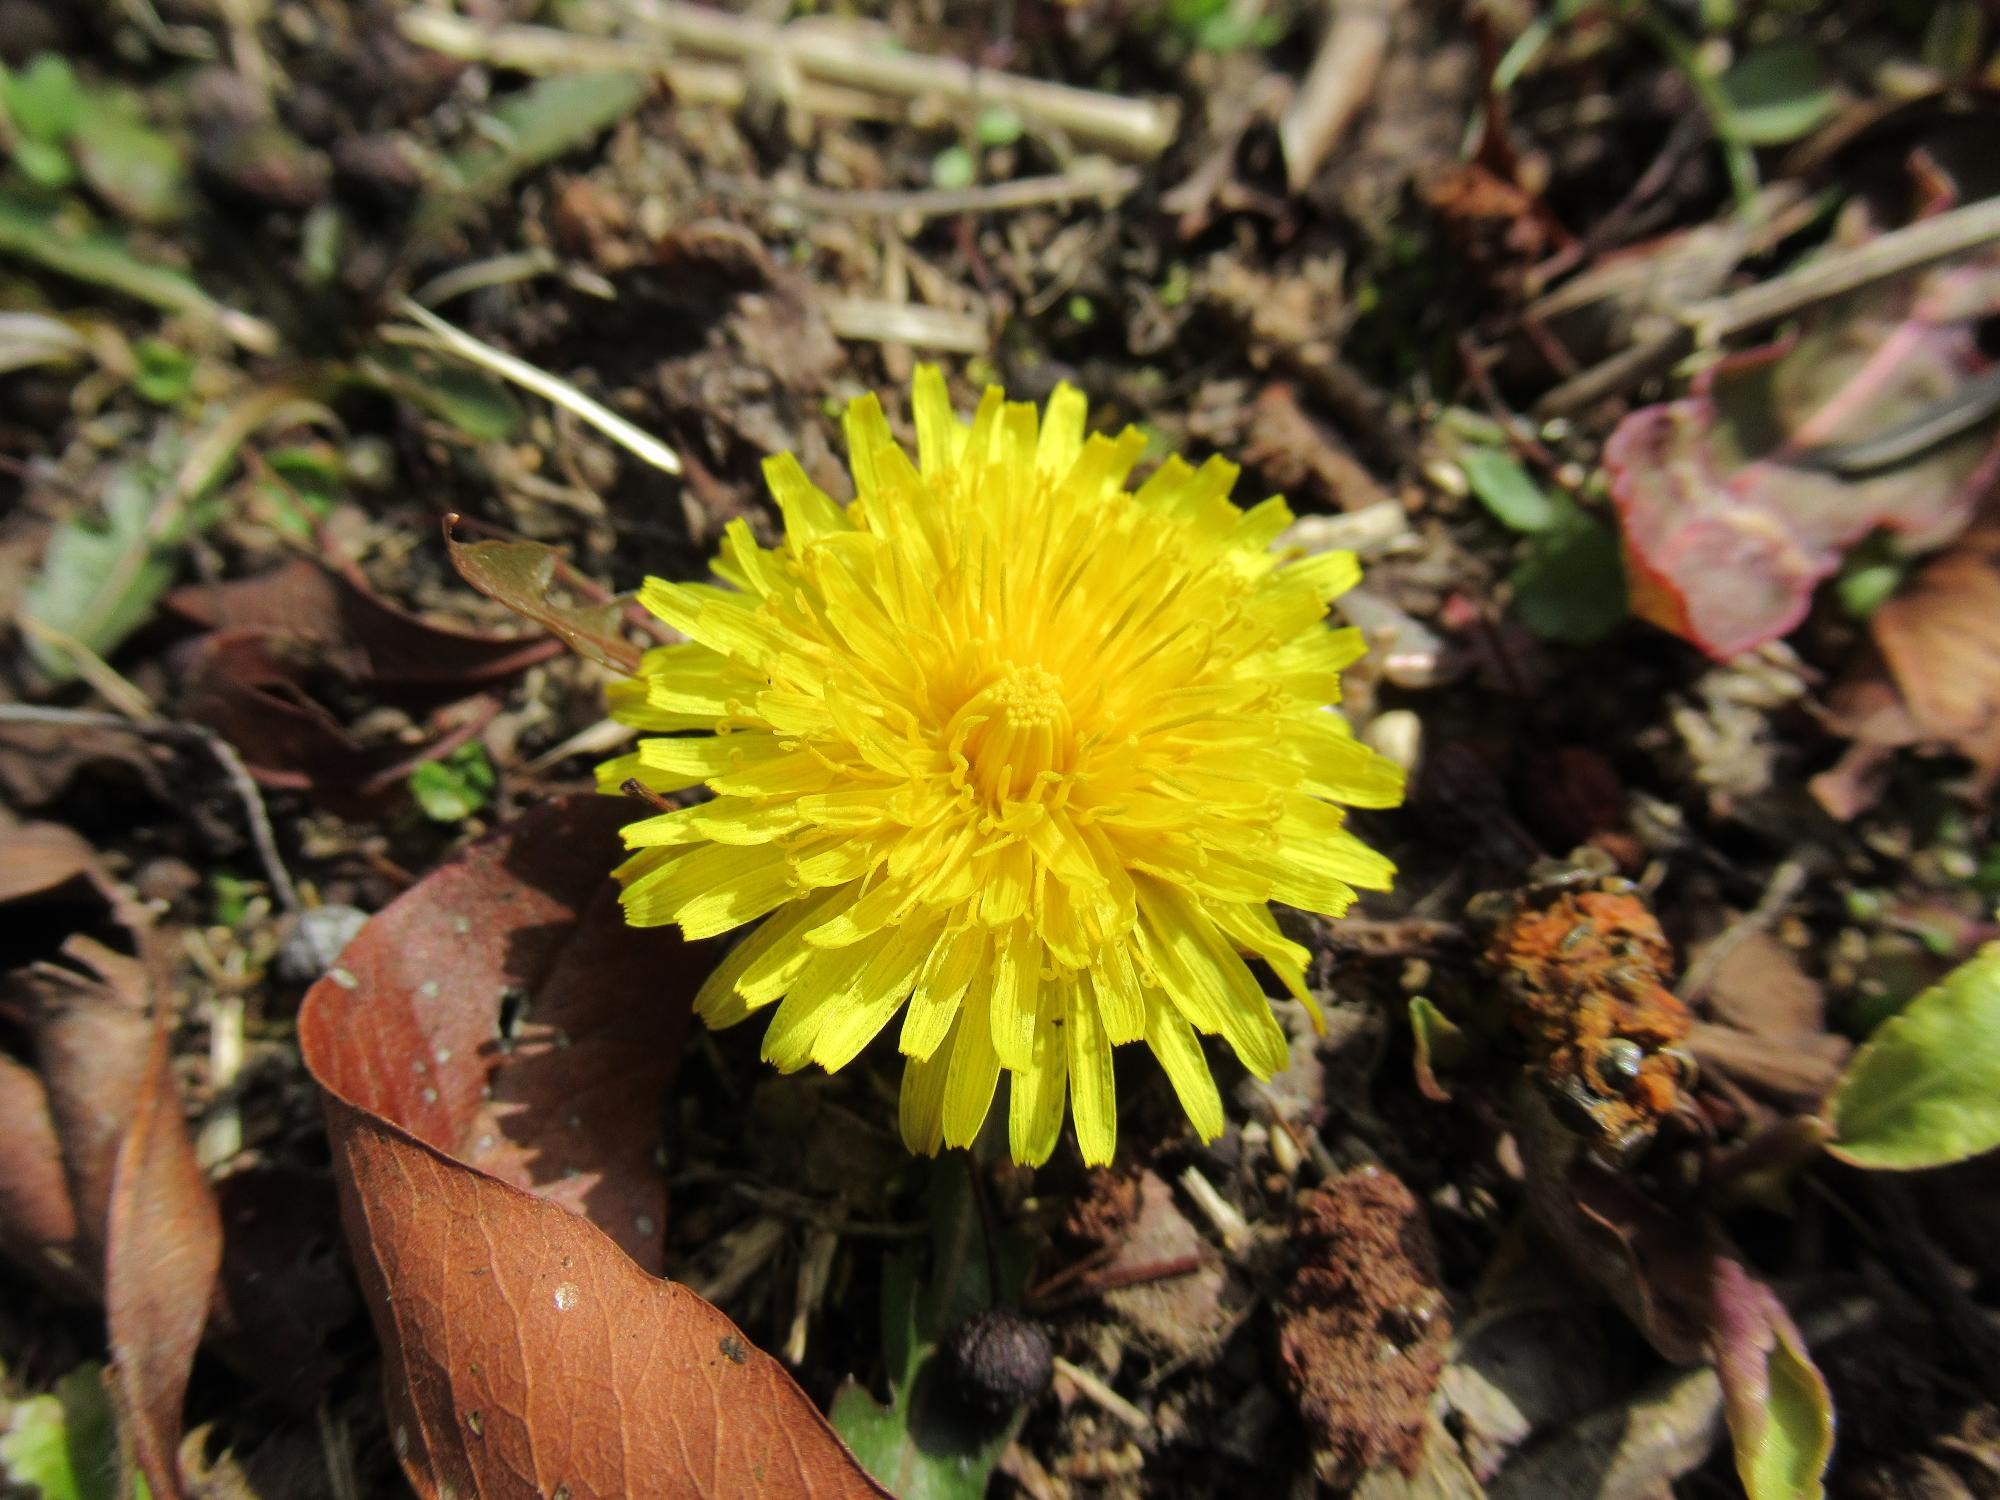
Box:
[298, 796, 887, 1499]
[443, 521, 643, 676]
[1870, 526, 2000, 786]
[165, 552, 551, 809]
[164, 554, 563, 704]
[0, 1050, 91, 1299]
[13, 939, 222, 1500]
[105, 1005, 224, 1500]
[0, 817, 103, 904]
[1684, 932, 1850, 1111]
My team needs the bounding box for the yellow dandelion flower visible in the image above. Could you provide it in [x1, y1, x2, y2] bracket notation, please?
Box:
[601, 367, 1404, 1166]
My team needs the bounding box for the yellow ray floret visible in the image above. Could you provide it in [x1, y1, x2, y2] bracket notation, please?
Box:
[602, 367, 1404, 1166]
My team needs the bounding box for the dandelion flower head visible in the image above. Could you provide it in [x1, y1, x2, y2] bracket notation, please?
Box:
[602, 368, 1404, 1166]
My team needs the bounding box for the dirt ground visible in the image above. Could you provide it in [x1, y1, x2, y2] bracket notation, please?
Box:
[4, 1, 2000, 1497]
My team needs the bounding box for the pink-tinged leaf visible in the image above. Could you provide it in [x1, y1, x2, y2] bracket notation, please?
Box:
[1708, 1257, 1833, 1500]
[1604, 259, 2000, 660]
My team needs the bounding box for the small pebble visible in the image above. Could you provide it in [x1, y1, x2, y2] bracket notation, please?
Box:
[276, 904, 370, 984]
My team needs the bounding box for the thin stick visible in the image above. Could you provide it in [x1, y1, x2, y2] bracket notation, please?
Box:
[1050, 1356, 1152, 1433]
[1686, 195, 2000, 345]
[387, 297, 682, 474]
[0, 704, 301, 916]
[1278, 0, 1397, 193]
[403, 6, 1179, 160]
[716, 163, 1139, 220]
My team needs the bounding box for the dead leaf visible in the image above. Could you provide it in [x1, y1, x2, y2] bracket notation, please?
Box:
[104, 1003, 223, 1500]
[1684, 931, 1850, 1111]
[442, 520, 642, 676]
[1868, 525, 2000, 785]
[0, 1051, 92, 1300]
[298, 796, 886, 1499]
[1604, 258, 2000, 660]
[0, 715, 173, 811]
[14, 939, 222, 1500]
[0, 817, 102, 904]
[175, 628, 497, 813]
[1279, 1168, 1449, 1488]
[164, 554, 562, 708]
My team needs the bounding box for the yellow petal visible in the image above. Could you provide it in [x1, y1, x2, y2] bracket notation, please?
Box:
[1008, 995, 1069, 1167]
[899, 1015, 956, 1156]
[810, 919, 939, 1071]
[901, 923, 983, 1060]
[989, 923, 1042, 1073]
[1145, 991, 1224, 1141]
[1066, 980, 1117, 1166]
[620, 840, 796, 939]
[760, 942, 871, 1072]
[762, 450, 848, 541]
[695, 893, 838, 1026]
[942, 979, 1001, 1149]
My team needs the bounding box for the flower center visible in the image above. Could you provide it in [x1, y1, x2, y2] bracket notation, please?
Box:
[949, 664, 1074, 805]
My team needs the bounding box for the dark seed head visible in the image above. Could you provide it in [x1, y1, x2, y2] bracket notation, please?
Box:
[944, 1308, 1053, 1415]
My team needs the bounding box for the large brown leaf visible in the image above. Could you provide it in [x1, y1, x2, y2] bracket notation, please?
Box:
[298, 796, 887, 1499]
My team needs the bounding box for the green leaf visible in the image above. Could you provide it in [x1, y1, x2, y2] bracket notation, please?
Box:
[358, 345, 522, 444]
[414, 72, 649, 245]
[131, 337, 195, 404]
[1408, 996, 1469, 1101]
[12, 136, 75, 189]
[0, 1363, 124, 1500]
[1834, 533, 1906, 620]
[1747, 1334, 1834, 1500]
[408, 743, 496, 822]
[1711, 1258, 1832, 1500]
[3, 55, 87, 144]
[829, 1162, 1028, 1500]
[1507, 498, 1628, 644]
[930, 145, 975, 192]
[20, 458, 181, 679]
[1719, 42, 1839, 146]
[70, 111, 189, 224]
[1461, 445, 1558, 532]
[1828, 940, 2000, 1169]
[974, 106, 1023, 147]
[0, 190, 272, 350]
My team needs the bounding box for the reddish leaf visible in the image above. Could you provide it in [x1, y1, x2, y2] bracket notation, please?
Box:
[443, 521, 644, 676]
[104, 1005, 223, 1500]
[1869, 525, 2000, 783]
[1605, 259, 2000, 660]
[177, 628, 498, 813]
[16, 940, 221, 1500]
[1707, 1257, 1833, 1500]
[299, 797, 886, 1499]
[0, 1051, 90, 1300]
[166, 552, 552, 809]
[165, 555, 563, 707]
